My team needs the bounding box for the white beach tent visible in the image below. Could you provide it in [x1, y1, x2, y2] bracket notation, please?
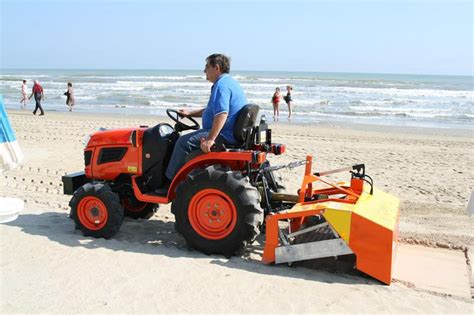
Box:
[0, 95, 25, 222]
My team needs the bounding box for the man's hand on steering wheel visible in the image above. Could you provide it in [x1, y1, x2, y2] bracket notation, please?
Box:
[166, 109, 200, 132]
[177, 109, 191, 117]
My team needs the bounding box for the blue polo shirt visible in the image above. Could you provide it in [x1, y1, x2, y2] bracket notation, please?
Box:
[202, 74, 247, 143]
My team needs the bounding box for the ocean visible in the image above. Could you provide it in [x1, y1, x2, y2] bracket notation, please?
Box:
[1, 69, 473, 129]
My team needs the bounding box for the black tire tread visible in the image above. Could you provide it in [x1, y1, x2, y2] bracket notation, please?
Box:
[69, 183, 124, 239]
[172, 164, 263, 257]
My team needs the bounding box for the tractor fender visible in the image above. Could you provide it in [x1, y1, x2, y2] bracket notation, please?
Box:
[168, 151, 261, 200]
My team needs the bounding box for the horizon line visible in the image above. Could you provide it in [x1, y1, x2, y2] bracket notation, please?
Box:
[1, 68, 472, 78]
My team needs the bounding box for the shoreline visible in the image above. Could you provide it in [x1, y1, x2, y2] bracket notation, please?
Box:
[2, 68, 472, 134]
[6, 108, 473, 138]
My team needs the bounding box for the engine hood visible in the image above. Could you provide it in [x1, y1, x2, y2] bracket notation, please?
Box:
[86, 128, 137, 147]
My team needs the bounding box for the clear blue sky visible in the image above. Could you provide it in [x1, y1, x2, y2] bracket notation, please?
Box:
[1, 0, 472, 75]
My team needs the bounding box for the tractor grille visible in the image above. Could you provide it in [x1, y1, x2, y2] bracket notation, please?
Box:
[97, 147, 127, 165]
[84, 150, 92, 166]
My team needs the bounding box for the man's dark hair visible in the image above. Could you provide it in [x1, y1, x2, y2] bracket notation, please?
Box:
[22, 80, 26, 83]
[206, 53, 231, 73]
[68, 82, 72, 87]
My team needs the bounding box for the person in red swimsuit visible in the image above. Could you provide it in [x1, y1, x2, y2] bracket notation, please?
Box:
[271, 87, 281, 121]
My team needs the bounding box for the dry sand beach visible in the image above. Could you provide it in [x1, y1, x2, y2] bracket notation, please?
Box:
[1, 109, 473, 313]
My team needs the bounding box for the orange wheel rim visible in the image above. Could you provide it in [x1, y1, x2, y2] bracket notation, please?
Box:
[77, 196, 108, 230]
[122, 198, 147, 213]
[188, 189, 237, 240]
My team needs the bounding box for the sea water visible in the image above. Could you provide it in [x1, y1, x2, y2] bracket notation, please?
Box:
[1, 69, 472, 129]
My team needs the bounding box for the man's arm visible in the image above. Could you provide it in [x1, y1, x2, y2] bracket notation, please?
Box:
[179, 108, 205, 118]
[200, 112, 227, 153]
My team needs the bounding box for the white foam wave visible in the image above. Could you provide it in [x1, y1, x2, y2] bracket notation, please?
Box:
[2, 70, 472, 129]
[328, 86, 473, 98]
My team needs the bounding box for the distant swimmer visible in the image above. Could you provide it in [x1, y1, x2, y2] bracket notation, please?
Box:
[271, 87, 281, 121]
[284, 85, 293, 120]
[64, 82, 75, 112]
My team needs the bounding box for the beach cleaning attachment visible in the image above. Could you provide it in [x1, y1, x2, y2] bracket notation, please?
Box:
[262, 155, 400, 284]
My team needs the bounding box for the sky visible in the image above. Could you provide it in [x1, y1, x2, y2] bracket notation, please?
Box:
[1, 0, 473, 75]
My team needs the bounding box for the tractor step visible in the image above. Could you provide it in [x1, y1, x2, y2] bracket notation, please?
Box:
[144, 191, 167, 197]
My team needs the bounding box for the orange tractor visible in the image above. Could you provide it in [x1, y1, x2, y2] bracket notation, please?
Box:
[63, 106, 399, 284]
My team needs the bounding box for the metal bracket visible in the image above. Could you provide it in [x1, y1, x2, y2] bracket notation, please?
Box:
[275, 238, 353, 264]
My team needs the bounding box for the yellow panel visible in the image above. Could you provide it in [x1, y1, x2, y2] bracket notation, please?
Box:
[323, 208, 352, 243]
[353, 187, 399, 231]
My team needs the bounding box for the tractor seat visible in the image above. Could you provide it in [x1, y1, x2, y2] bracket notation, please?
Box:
[226, 104, 260, 149]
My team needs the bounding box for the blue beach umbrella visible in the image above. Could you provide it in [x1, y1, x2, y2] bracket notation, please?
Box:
[0, 95, 24, 172]
[0, 95, 25, 223]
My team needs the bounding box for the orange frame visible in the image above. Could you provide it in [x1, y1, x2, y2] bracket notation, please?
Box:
[262, 155, 363, 264]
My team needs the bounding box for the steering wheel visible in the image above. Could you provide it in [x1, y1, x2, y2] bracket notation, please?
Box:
[166, 109, 200, 132]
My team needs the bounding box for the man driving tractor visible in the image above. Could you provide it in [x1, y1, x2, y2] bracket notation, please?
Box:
[158, 53, 247, 194]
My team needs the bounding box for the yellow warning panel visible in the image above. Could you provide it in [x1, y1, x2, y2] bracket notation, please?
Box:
[353, 187, 399, 231]
[323, 208, 352, 243]
[127, 166, 138, 173]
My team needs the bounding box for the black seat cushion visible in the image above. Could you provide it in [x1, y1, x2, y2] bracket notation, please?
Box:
[233, 104, 259, 144]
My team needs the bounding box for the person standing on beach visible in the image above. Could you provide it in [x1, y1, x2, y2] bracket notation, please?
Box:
[20, 80, 28, 109]
[156, 53, 247, 194]
[284, 85, 293, 120]
[64, 82, 75, 112]
[271, 87, 281, 121]
[28, 80, 45, 116]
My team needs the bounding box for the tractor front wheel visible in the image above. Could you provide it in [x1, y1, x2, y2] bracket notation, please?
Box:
[70, 183, 124, 239]
[172, 165, 263, 257]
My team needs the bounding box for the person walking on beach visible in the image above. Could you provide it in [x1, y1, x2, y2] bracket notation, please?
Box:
[20, 80, 28, 109]
[64, 82, 75, 112]
[284, 85, 293, 120]
[28, 80, 45, 116]
[156, 53, 247, 194]
[271, 87, 281, 121]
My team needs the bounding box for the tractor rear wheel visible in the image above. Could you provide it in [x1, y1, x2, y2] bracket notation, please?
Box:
[121, 195, 158, 219]
[70, 183, 124, 239]
[172, 165, 263, 257]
